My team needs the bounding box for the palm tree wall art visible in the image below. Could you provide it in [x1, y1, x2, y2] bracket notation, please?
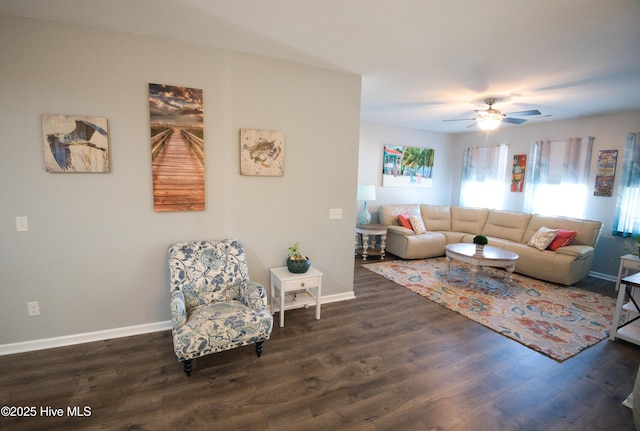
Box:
[382, 145, 434, 188]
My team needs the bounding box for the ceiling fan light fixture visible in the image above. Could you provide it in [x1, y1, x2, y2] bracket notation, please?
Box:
[477, 114, 502, 131]
[443, 98, 541, 131]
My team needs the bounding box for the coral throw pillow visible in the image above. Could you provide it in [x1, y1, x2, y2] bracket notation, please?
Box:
[398, 213, 413, 230]
[528, 227, 558, 250]
[547, 229, 578, 251]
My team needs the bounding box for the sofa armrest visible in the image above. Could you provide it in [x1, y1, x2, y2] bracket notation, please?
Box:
[170, 289, 187, 329]
[555, 245, 594, 258]
[240, 281, 269, 311]
[387, 225, 415, 236]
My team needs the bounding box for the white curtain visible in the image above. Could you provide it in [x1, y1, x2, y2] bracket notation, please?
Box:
[524, 137, 593, 218]
[613, 132, 640, 237]
[460, 143, 508, 209]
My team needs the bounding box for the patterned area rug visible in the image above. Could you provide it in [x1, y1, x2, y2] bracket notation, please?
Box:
[364, 258, 616, 362]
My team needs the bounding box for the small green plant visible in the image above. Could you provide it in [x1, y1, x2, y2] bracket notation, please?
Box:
[473, 234, 488, 246]
[288, 242, 307, 260]
[632, 235, 640, 255]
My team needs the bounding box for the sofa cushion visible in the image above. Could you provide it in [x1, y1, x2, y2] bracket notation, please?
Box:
[450, 206, 490, 235]
[387, 225, 415, 236]
[480, 237, 512, 249]
[396, 231, 447, 258]
[525, 215, 602, 247]
[379, 204, 421, 226]
[528, 227, 559, 250]
[441, 231, 467, 244]
[482, 210, 532, 243]
[504, 242, 575, 285]
[420, 204, 451, 231]
[547, 229, 578, 251]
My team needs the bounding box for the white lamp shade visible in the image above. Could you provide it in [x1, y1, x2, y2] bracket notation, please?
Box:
[357, 185, 376, 201]
[477, 113, 502, 131]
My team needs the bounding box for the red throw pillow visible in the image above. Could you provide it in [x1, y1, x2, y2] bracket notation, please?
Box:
[547, 229, 577, 251]
[398, 213, 413, 230]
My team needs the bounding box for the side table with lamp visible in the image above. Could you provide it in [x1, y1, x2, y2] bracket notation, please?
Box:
[355, 223, 387, 260]
[356, 184, 376, 225]
[355, 185, 386, 259]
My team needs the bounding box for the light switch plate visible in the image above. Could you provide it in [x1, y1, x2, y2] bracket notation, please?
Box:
[329, 208, 343, 219]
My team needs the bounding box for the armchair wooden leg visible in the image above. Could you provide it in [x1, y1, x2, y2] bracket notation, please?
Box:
[183, 359, 192, 377]
[255, 341, 263, 357]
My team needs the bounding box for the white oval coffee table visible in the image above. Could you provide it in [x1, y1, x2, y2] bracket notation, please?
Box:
[444, 243, 519, 286]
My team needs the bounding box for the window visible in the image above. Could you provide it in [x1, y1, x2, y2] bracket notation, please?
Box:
[613, 132, 640, 237]
[460, 143, 508, 209]
[523, 137, 593, 218]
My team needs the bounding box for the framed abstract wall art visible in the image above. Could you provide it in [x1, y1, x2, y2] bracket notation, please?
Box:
[240, 129, 284, 176]
[382, 145, 434, 187]
[42, 114, 110, 173]
[593, 149, 617, 197]
[511, 154, 526, 192]
[149, 83, 204, 212]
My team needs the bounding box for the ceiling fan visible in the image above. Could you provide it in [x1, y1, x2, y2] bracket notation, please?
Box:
[443, 98, 542, 130]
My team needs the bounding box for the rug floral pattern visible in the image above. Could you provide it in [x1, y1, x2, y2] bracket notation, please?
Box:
[364, 258, 616, 361]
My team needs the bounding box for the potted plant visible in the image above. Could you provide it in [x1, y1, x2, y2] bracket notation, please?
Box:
[631, 235, 640, 256]
[286, 242, 311, 273]
[621, 235, 640, 257]
[473, 234, 488, 252]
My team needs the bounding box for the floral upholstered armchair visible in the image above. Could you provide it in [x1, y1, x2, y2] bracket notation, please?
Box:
[168, 239, 273, 376]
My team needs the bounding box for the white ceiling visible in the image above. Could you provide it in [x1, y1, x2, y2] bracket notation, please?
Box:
[2, 0, 640, 133]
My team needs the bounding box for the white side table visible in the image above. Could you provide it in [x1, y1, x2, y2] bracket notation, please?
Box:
[616, 254, 640, 291]
[269, 266, 322, 328]
[610, 272, 640, 345]
[355, 223, 387, 260]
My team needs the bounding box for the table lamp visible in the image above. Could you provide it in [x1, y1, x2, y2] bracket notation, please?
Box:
[357, 185, 376, 224]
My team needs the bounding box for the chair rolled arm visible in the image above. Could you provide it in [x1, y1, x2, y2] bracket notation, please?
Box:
[170, 289, 187, 328]
[240, 281, 269, 311]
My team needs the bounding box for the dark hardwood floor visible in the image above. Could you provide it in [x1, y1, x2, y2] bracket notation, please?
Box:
[2, 255, 640, 430]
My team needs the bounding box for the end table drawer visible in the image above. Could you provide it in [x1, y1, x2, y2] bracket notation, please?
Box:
[282, 276, 321, 291]
[627, 260, 640, 271]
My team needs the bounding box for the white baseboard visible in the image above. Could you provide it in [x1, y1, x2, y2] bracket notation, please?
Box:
[589, 270, 617, 283]
[0, 321, 172, 356]
[321, 291, 356, 304]
[0, 293, 356, 356]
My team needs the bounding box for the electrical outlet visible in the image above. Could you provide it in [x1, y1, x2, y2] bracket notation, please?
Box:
[27, 301, 40, 316]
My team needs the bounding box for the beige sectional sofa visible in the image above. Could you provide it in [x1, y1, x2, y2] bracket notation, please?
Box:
[378, 204, 603, 285]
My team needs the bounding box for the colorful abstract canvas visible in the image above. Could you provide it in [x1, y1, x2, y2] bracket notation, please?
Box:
[593, 150, 617, 197]
[511, 154, 526, 192]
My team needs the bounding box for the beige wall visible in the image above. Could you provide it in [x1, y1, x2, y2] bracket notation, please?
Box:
[0, 15, 361, 346]
[358, 122, 456, 223]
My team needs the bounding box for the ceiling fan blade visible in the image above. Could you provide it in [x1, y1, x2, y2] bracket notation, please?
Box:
[502, 117, 527, 125]
[442, 118, 476, 122]
[505, 109, 541, 117]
